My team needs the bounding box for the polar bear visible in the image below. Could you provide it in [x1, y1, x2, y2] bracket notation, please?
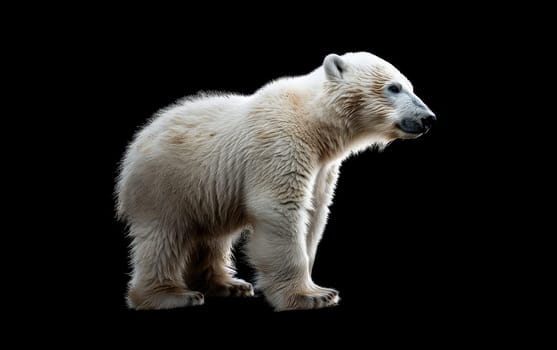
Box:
[116, 52, 435, 311]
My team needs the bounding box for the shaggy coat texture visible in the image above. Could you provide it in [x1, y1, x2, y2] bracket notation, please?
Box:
[116, 52, 433, 311]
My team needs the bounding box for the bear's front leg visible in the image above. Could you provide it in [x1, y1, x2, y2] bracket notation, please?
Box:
[246, 197, 340, 311]
[306, 163, 340, 273]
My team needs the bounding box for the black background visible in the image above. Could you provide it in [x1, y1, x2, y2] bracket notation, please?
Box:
[55, 5, 515, 334]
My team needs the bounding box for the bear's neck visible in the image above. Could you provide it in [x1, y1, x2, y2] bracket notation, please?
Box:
[307, 96, 358, 163]
[300, 73, 361, 163]
[257, 71, 370, 163]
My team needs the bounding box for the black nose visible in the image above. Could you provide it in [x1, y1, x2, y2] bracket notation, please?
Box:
[420, 113, 436, 130]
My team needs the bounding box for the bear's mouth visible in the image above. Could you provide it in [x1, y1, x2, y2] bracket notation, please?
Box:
[395, 123, 424, 136]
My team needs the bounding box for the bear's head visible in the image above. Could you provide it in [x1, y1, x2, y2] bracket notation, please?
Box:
[323, 52, 435, 141]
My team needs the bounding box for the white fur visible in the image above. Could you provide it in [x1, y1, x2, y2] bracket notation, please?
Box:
[116, 52, 426, 311]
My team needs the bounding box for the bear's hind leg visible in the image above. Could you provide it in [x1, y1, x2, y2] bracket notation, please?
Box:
[126, 224, 204, 310]
[127, 284, 204, 310]
[185, 235, 254, 298]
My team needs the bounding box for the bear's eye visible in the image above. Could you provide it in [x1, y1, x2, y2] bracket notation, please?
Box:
[388, 83, 402, 94]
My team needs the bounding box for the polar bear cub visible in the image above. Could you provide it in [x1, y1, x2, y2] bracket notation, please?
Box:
[116, 52, 435, 311]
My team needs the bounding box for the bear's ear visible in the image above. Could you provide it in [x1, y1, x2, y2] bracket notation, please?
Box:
[324, 54, 346, 80]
